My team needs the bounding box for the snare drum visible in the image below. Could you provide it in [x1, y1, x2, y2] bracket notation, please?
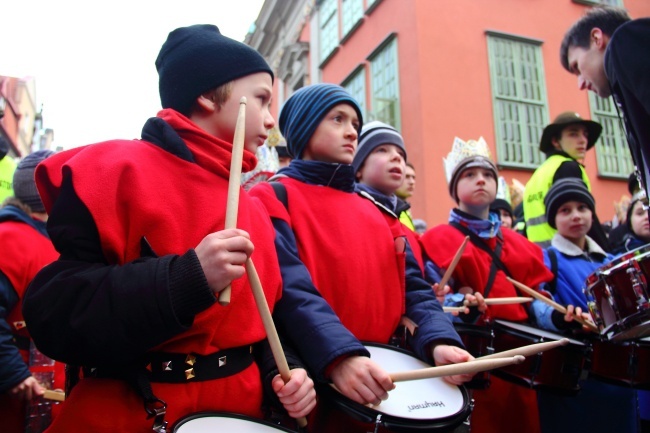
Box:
[588, 337, 650, 390]
[319, 344, 471, 432]
[172, 412, 297, 432]
[491, 320, 588, 394]
[585, 245, 650, 341]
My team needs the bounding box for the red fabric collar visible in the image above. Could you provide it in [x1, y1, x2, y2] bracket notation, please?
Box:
[158, 109, 258, 176]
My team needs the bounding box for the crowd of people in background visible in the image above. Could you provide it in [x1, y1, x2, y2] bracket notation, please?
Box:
[1, 4, 649, 433]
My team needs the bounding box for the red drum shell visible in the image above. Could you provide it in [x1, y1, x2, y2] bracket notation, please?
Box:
[588, 337, 650, 390]
[491, 320, 588, 395]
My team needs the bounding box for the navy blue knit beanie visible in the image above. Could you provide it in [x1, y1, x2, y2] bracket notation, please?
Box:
[279, 84, 363, 159]
[156, 24, 273, 115]
[13, 150, 55, 213]
[353, 121, 406, 173]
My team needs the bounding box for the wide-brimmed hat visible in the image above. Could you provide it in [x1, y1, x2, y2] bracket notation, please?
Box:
[539, 111, 602, 154]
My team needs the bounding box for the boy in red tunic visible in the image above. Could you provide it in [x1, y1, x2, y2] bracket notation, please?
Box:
[420, 137, 554, 433]
[250, 84, 474, 431]
[0, 150, 62, 433]
[21, 25, 314, 433]
[352, 121, 425, 272]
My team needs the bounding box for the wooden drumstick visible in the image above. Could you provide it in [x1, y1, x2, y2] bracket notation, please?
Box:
[506, 277, 599, 333]
[43, 390, 65, 402]
[479, 338, 570, 360]
[443, 306, 468, 313]
[464, 297, 534, 307]
[438, 236, 470, 289]
[219, 97, 248, 306]
[390, 355, 525, 383]
[245, 260, 308, 428]
[214, 99, 307, 426]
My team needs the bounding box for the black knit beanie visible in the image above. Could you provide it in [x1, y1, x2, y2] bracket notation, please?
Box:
[353, 121, 406, 173]
[279, 84, 363, 159]
[13, 150, 55, 213]
[544, 178, 595, 229]
[490, 198, 514, 220]
[156, 24, 273, 115]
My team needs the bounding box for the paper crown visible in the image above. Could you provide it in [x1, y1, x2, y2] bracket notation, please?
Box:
[496, 176, 512, 203]
[443, 136, 494, 183]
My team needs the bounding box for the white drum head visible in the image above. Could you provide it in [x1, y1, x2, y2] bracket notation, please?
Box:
[365, 345, 465, 420]
[494, 320, 585, 346]
[174, 414, 289, 432]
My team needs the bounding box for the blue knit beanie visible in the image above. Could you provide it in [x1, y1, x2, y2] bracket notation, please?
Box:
[13, 150, 55, 213]
[353, 121, 406, 172]
[279, 84, 363, 159]
[156, 24, 273, 115]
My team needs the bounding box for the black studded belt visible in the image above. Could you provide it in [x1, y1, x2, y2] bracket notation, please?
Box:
[91, 345, 255, 383]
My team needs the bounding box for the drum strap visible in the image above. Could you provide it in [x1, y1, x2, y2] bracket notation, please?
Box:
[449, 222, 510, 300]
[271, 181, 289, 209]
[547, 249, 558, 295]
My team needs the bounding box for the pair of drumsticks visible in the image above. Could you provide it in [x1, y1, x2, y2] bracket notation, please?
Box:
[437, 236, 598, 332]
[438, 237, 532, 313]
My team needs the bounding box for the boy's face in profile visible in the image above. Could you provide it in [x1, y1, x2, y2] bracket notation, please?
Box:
[212, 72, 275, 154]
[553, 124, 589, 160]
[456, 167, 497, 210]
[356, 144, 406, 196]
[396, 165, 416, 199]
[301, 104, 359, 164]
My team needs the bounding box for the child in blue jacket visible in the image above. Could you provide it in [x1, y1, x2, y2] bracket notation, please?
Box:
[531, 178, 639, 433]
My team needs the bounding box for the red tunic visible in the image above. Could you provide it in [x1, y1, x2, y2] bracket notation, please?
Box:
[421, 224, 552, 322]
[252, 178, 405, 344]
[34, 111, 283, 432]
[421, 224, 553, 433]
[0, 218, 61, 433]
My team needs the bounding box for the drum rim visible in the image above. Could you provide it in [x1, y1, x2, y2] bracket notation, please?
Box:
[319, 342, 471, 430]
[171, 411, 296, 432]
[590, 244, 650, 279]
[493, 319, 586, 346]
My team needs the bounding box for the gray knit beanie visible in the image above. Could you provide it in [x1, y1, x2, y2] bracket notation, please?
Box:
[13, 150, 55, 212]
[353, 121, 406, 172]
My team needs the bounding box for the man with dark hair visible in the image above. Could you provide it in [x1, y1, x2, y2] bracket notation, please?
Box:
[560, 6, 650, 192]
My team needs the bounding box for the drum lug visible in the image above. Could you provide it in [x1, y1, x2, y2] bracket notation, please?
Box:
[145, 398, 168, 433]
[370, 414, 382, 433]
[627, 267, 649, 308]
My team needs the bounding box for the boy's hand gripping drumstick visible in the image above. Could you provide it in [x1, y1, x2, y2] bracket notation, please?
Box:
[506, 277, 599, 333]
[438, 236, 470, 289]
[464, 297, 534, 307]
[390, 355, 525, 383]
[219, 97, 248, 306]
[245, 261, 308, 427]
[216, 98, 308, 427]
[444, 297, 534, 313]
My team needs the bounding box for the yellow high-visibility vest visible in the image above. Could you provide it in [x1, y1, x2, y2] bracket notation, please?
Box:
[0, 156, 17, 204]
[523, 154, 590, 247]
[399, 210, 415, 231]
